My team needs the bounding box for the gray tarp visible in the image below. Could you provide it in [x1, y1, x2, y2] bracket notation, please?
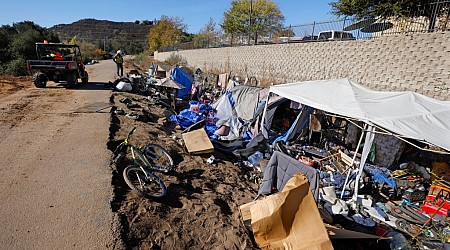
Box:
[213, 85, 262, 122]
[258, 151, 320, 201]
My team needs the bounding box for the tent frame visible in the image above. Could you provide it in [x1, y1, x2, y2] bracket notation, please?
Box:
[261, 80, 450, 207]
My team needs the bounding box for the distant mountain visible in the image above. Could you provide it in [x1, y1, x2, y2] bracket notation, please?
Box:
[51, 18, 153, 41]
[50, 18, 154, 53]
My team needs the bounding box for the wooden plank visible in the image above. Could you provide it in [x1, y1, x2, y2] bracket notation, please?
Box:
[182, 128, 214, 155]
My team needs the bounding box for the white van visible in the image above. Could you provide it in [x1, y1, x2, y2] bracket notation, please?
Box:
[317, 31, 355, 41]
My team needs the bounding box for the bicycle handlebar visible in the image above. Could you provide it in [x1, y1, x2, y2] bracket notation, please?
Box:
[114, 127, 136, 157]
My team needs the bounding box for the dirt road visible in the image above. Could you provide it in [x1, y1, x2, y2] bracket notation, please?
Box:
[0, 59, 259, 249]
[0, 60, 122, 249]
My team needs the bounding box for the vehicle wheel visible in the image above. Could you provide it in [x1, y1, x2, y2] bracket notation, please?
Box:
[123, 166, 167, 199]
[33, 72, 47, 88]
[143, 144, 174, 172]
[82, 71, 89, 84]
[66, 72, 77, 88]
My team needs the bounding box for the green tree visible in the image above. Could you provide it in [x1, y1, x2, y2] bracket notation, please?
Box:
[0, 25, 16, 64]
[147, 16, 186, 52]
[330, 0, 432, 19]
[0, 21, 60, 76]
[194, 18, 218, 42]
[221, 0, 284, 44]
[9, 21, 59, 60]
[10, 29, 42, 59]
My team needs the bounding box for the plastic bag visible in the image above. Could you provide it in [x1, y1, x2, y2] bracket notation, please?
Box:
[116, 81, 132, 92]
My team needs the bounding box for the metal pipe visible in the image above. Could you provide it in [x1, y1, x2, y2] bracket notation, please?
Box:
[340, 124, 367, 199]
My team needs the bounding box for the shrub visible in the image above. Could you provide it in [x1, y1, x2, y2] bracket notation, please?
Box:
[4, 58, 27, 76]
[165, 52, 187, 66]
[134, 50, 151, 62]
[79, 42, 105, 63]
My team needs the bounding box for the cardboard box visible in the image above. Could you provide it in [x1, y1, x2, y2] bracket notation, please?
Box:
[182, 128, 214, 155]
[240, 173, 333, 250]
[240, 174, 384, 249]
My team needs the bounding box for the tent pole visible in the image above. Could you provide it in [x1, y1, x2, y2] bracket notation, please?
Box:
[340, 123, 367, 199]
[260, 91, 272, 138]
[352, 125, 376, 204]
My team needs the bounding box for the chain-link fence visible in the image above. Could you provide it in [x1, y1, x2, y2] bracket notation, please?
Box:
[159, 1, 450, 52]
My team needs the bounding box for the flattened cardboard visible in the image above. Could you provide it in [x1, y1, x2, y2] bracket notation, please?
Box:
[182, 128, 214, 154]
[240, 173, 333, 250]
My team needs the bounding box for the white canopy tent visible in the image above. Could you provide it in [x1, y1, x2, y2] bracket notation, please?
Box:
[266, 78, 450, 152]
[263, 78, 450, 201]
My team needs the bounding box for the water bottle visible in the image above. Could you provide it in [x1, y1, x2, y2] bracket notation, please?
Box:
[248, 151, 264, 168]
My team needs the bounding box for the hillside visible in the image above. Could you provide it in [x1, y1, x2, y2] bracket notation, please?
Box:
[51, 18, 153, 53]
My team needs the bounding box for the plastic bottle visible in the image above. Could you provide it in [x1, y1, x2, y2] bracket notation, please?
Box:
[248, 151, 264, 169]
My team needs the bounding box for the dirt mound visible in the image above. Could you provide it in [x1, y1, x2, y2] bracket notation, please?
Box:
[108, 92, 259, 249]
[0, 76, 67, 129]
[0, 76, 31, 95]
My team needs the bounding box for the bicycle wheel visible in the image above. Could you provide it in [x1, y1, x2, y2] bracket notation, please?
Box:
[143, 144, 174, 172]
[123, 165, 167, 199]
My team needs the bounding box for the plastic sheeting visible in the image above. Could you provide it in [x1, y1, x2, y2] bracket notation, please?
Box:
[271, 105, 314, 146]
[213, 93, 233, 120]
[170, 110, 204, 129]
[171, 67, 193, 99]
[216, 116, 245, 141]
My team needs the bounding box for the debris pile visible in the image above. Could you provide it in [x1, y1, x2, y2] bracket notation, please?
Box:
[110, 64, 450, 249]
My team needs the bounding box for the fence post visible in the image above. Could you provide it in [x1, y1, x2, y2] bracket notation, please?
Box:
[311, 21, 316, 37]
[429, 0, 442, 32]
[288, 25, 292, 43]
[342, 17, 347, 31]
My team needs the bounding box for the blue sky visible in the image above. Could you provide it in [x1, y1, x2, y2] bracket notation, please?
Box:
[0, 0, 336, 33]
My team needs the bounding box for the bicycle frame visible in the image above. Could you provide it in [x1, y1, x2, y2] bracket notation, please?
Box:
[117, 127, 171, 199]
[130, 146, 154, 178]
[116, 126, 174, 172]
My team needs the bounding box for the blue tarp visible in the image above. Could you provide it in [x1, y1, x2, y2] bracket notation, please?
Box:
[171, 67, 193, 99]
[364, 163, 396, 188]
[170, 101, 218, 137]
[170, 110, 204, 129]
[205, 123, 218, 137]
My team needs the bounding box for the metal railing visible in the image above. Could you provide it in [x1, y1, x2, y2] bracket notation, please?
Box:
[159, 1, 450, 52]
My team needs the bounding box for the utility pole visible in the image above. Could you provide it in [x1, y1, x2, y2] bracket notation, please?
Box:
[248, 0, 253, 45]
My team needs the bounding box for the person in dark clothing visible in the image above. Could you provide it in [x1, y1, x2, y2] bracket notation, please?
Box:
[113, 50, 124, 77]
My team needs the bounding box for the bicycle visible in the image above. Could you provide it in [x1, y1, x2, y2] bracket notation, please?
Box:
[114, 127, 175, 199]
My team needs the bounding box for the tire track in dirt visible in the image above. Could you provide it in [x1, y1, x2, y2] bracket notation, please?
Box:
[0, 61, 121, 249]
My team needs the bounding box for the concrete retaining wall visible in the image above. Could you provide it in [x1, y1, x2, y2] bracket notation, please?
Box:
[155, 32, 450, 101]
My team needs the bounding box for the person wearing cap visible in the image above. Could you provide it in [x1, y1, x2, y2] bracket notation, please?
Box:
[113, 50, 124, 77]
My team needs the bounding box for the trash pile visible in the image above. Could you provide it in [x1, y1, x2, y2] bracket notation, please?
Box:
[113, 62, 450, 249]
